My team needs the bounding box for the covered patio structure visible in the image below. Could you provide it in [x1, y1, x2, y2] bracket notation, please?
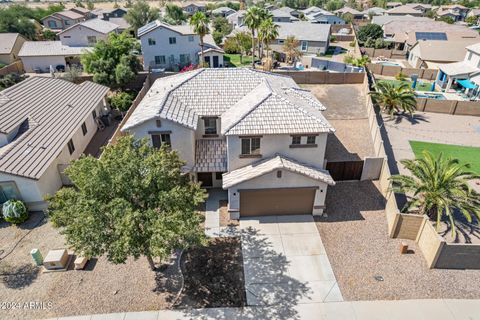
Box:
[436, 61, 480, 95]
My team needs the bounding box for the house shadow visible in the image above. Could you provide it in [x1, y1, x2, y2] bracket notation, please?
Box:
[325, 133, 362, 162]
[179, 228, 310, 320]
[319, 180, 386, 222]
[0, 263, 40, 289]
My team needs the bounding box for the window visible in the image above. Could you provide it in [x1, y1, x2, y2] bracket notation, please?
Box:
[241, 137, 261, 155]
[92, 110, 97, 120]
[307, 135, 316, 144]
[291, 136, 301, 145]
[276, 170, 282, 178]
[188, 35, 194, 42]
[154, 55, 166, 65]
[63, 35, 71, 38]
[148, 38, 156, 45]
[64, 20, 70, 26]
[203, 117, 217, 135]
[67, 139, 75, 155]
[151, 134, 171, 148]
[301, 40, 308, 52]
[0, 182, 20, 204]
[277, 39, 284, 44]
[87, 36, 97, 45]
[81, 122, 87, 136]
[169, 37, 177, 44]
[48, 20, 57, 28]
[215, 172, 223, 180]
[156, 119, 162, 127]
[179, 54, 190, 64]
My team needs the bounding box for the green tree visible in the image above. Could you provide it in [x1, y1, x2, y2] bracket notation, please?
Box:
[75, 0, 84, 8]
[369, 82, 416, 117]
[438, 16, 455, 24]
[390, 151, 480, 236]
[42, 29, 57, 40]
[124, 0, 160, 33]
[357, 23, 383, 43]
[48, 136, 207, 270]
[108, 91, 134, 112]
[61, 65, 83, 83]
[164, 4, 186, 25]
[244, 6, 263, 68]
[190, 12, 210, 67]
[0, 7, 37, 39]
[86, 0, 95, 10]
[229, 31, 252, 63]
[258, 18, 279, 65]
[82, 32, 141, 87]
[466, 15, 478, 25]
[212, 16, 232, 45]
[283, 35, 302, 65]
[325, 0, 344, 11]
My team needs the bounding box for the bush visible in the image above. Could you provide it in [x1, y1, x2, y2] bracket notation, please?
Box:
[109, 91, 134, 112]
[2, 200, 28, 224]
[395, 72, 407, 81]
[223, 37, 240, 54]
[357, 24, 383, 43]
[349, 40, 356, 47]
[330, 35, 337, 43]
[374, 38, 387, 49]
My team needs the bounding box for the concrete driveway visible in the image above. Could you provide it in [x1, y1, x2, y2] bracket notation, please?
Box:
[240, 215, 343, 307]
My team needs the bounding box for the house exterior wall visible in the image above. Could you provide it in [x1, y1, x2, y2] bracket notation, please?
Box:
[43, 16, 84, 30]
[140, 27, 201, 70]
[313, 15, 345, 24]
[465, 49, 480, 68]
[126, 118, 196, 168]
[0, 36, 26, 65]
[227, 169, 329, 218]
[408, 45, 421, 68]
[20, 55, 67, 73]
[226, 133, 328, 171]
[60, 26, 110, 46]
[202, 51, 225, 68]
[273, 16, 293, 22]
[271, 39, 329, 56]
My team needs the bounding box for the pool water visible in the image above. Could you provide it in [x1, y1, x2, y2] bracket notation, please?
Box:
[381, 62, 400, 67]
[415, 93, 446, 100]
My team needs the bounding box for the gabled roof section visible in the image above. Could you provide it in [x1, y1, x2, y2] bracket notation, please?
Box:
[0, 33, 22, 55]
[59, 18, 119, 35]
[223, 154, 335, 189]
[18, 41, 91, 57]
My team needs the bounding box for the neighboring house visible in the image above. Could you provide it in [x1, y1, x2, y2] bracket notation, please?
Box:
[121, 68, 335, 218]
[18, 41, 91, 72]
[386, 4, 425, 17]
[363, 7, 387, 19]
[212, 7, 236, 18]
[0, 33, 26, 65]
[270, 22, 331, 56]
[0, 77, 109, 210]
[436, 42, 480, 91]
[138, 20, 223, 70]
[466, 9, 480, 24]
[334, 7, 364, 20]
[42, 10, 86, 31]
[92, 7, 128, 20]
[270, 7, 300, 22]
[386, 2, 402, 9]
[227, 10, 246, 27]
[182, 3, 206, 16]
[70, 7, 95, 19]
[59, 19, 120, 47]
[437, 5, 469, 22]
[371, 15, 432, 27]
[408, 38, 479, 68]
[302, 7, 345, 24]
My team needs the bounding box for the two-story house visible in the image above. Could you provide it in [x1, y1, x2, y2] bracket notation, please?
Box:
[138, 21, 224, 70]
[0, 77, 109, 210]
[121, 68, 335, 218]
[42, 10, 86, 31]
[0, 33, 26, 65]
[59, 19, 120, 46]
[437, 5, 469, 22]
[182, 3, 206, 16]
[302, 7, 345, 24]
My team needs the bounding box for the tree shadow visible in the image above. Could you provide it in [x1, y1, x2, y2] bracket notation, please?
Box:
[180, 227, 310, 320]
[154, 250, 183, 303]
[436, 210, 480, 244]
[0, 263, 40, 289]
[390, 113, 430, 125]
[320, 180, 386, 222]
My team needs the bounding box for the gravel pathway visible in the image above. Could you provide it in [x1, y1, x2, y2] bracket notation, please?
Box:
[316, 181, 480, 301]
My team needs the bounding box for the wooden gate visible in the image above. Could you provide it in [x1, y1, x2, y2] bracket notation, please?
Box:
[326, 161, 364, 181]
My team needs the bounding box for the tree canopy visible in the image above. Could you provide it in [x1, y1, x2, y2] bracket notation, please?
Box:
[357, 24, 383, 43]
[369, 81, 417, 117]
[81, 32, 141, 88]
[212, 16, 233, 45]
[124, 0, 160, 32]
[163, 4, 186, 25]
[48, 136, 207, 270]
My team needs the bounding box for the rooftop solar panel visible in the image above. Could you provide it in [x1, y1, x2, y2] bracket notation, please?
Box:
[415, 32, 448, 41]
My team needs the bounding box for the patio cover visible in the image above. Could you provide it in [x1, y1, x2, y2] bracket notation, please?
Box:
[439, 61, 479, 77]
[457, 79, 478, 89]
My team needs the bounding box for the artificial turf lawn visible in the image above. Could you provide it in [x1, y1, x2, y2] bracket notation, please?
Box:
[409, 140, 480, 174]
[223, 54, 253, 67]
[378, 79, 433, 92]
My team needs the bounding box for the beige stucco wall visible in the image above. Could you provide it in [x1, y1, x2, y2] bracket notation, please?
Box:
[227, 169, 329, 218]
[60, 26, 110, 46]
[226, 133, 328, 171]
[20, 55, 67, 73]
[0, 35, 26, 65]
[203, 51, 225, 68]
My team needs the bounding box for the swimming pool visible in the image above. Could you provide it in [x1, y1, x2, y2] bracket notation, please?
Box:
[374, 61, 401, 67]
[415, 93, 446, 100]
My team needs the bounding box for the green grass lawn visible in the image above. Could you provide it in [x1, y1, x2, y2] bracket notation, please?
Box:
[410, 141, 480, 174]
[224, 54, 253, 67]
[378, 79, 434, 92]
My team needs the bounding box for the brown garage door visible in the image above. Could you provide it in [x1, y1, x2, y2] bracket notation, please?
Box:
[240, 188, 316, 217]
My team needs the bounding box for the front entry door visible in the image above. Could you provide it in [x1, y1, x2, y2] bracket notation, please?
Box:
[213, 56, 219, 68]
[204, 56, 211, 67]
[197, 173, 213, 187]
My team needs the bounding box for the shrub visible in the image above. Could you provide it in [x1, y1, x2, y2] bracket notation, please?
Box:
[109, 91, 134, 112]
[223, 37, 240, 54]
[330, 35, 337, 43]
[349, 40, 356, 47]
[374, 38, 387, 49]
[2, 200, 28, 224]
[395, 72, 407, 81]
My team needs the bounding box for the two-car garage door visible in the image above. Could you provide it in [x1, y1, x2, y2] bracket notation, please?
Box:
[239, 188, 316, 217]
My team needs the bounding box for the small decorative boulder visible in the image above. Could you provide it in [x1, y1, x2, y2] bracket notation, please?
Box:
[2, 199, 28, 224]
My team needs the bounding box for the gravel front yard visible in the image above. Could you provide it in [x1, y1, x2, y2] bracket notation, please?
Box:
[316, 181, 480, 301]
[0, 213, 178, 320]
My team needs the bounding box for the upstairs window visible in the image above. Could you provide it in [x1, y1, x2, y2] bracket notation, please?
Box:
[151, 133, 171, 148]
[241, 137, 261, 155]
[87, 36, 97, 45]
[148, 38, 156, 45]
[307, 135, 316, 144]
[203, 117, 217, 135]
[48, 20, 57, 28]
[169, 37, 177, 44]
[301, 40, 308, 52]
[67, 139, 75, 155]
[290, 135, 317, 147]
[291, 136, 301, 145]
[81, 122, 88, 136]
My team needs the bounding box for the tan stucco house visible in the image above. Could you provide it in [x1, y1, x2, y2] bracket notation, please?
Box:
[42, 10, 86, 31]
[0, 77, 109, 210]
[122, 68, 335, 218]
[0, 33, 27, 66]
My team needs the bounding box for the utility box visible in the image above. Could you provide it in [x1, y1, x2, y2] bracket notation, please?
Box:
[30, 248, 43, 266]
[43, 249, 69, 270]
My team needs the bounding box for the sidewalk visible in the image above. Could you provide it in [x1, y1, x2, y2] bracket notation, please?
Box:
[48, 299, 480, 320]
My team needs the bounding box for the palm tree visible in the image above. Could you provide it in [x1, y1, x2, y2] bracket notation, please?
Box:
[369, 82, 416, 118]
[390, 151, 480, 236]
[258, 18, 279, 68]
[283, 36, 302, 66]
[244, 6, 262, 68]
[190, 12, 210, 67]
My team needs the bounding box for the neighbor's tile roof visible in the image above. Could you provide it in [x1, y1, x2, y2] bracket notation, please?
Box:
[334, 7, 362, 15]
[193, 139, 227, 172]
[0, 77, 109, 180]
[52, 10, 85, 20]
[0, 33, 22, 55]
[18, 41, 91, 57]
[414, 39, 479, 62]
[371, 15, 431, 26]
[222, 154, 335, 188]
[60, 18, 119, 35]
[275, 21, 330, 42]
[122, 68, 333, 136]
